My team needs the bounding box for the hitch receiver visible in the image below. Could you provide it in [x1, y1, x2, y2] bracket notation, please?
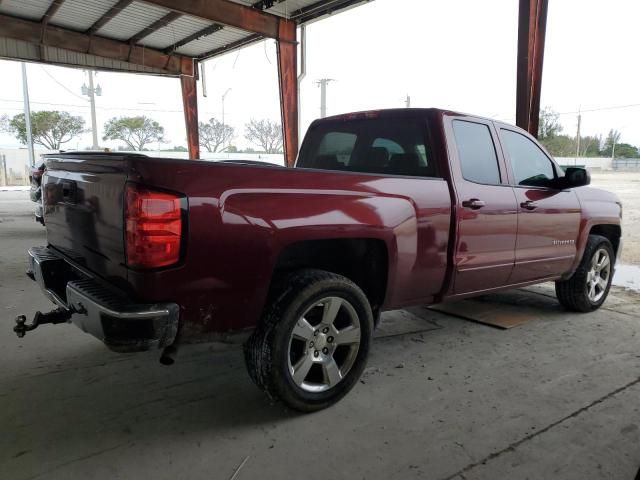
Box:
[14, 307, 73, 338]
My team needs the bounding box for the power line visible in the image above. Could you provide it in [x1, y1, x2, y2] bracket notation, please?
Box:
[39, 66, 88, 101]
[0, 98, 241, 121]
[556, 103, 640, 115]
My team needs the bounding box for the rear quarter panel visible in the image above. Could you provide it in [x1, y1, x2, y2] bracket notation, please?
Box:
[126, 158, 451, 339]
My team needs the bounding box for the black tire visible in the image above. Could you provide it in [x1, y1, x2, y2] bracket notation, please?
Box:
[244, 269, 373, 412]
[555, 235, 615, 312]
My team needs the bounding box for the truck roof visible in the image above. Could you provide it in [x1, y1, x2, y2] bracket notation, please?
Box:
[317, 107, 521, 133]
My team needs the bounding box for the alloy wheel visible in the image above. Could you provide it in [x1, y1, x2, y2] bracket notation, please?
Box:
[287, 296, 361, 393]
[586, 248, 611, 303]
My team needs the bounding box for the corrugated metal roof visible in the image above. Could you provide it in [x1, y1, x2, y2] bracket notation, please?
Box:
[52, 0, 120, 31]
[0, 0, 49, 21]
[0, 0, 369, 70]
[141, 15, 212, 50]
[96, 1, 170, 41]
[174, 26, 250, 57]
[268, 0, 309, 18]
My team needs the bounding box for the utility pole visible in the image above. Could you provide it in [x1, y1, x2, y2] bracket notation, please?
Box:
[575, 107, 581, 162]
[611, 136, 617, 160]
[221, 87, 232, 151]
[21, 63, 35, 166]
[82, 70, 102, 149]
[316, 78, 334, 118]
[405, 94, 411, 108]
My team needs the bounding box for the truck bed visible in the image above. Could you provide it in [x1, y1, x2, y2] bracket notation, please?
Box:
[42, 152, 452, 337]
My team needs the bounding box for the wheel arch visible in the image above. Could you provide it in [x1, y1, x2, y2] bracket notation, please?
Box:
[566, 219, 621, 280]
[589, 224, 621, 260]
[269, 238, 390, 321]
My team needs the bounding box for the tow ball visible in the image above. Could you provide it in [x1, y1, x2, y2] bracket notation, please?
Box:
[14, 307, 74, 338]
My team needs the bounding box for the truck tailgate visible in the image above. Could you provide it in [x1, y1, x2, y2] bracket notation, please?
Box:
[43, 153, 133, 283]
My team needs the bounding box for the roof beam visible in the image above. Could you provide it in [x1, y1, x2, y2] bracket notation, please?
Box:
[41, 0, 65, 25]
[0, 13, 194, 76]
[87, 0, 133, 35]
[127, 11, 182, 44]
[142, 0, 295, 41]
[164, 22, 223, 54]
[163, 0, 285, 55]
[290, 0, 369, 23]
[40, 0, 67, 60]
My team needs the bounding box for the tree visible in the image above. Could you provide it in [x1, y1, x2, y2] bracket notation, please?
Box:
[611, 143, 638, 158]
[161, 146, 188, 152]
[245, 119, 283, 153]
[103, 116, 164, 151]
[0, 111, 85, 150]
[538, 107, 563, 140]
[540, 134, 575, 157]
[199, 118, 234, 152]
[601, 129, 622, 157]
[580, 135, 602, 157]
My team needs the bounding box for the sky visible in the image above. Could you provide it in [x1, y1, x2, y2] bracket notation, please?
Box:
[0, 0, 638, 152]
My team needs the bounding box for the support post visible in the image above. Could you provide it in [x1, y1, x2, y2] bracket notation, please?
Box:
[515, 0, 548, 137]
[277, 22, 298, 168]
[181, 72, 200, 159]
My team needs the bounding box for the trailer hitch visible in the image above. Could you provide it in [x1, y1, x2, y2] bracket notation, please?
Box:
[14, 307, 74, 338]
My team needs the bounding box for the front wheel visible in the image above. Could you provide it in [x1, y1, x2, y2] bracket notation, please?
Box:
[244, 269, 373, 412]
[555, 235, 614, 312]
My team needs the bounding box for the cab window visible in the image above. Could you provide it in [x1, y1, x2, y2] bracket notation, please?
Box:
[297, 117, 439, 178]
[452, 120, 501, 185]
[501, 129, 557, 187]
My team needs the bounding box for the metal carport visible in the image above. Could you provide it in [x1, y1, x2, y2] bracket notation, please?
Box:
[0, 0, 548, 166]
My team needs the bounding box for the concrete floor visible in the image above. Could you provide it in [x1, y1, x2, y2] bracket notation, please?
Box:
[2, 190, 640, 480]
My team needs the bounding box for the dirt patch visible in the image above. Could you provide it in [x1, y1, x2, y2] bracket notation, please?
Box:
[589, 171, 640, 265]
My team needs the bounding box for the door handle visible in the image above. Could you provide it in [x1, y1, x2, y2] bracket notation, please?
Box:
[520, 200, 538, 210]
[61, 181, 77, 203]
[462, 198, 486, 210]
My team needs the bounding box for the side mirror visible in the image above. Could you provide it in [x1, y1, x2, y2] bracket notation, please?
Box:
[558, 167, 590, 189]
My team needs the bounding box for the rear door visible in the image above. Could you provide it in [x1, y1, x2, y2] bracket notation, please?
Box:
[498, 128, 581, 283]
[446, 118, 518, 294]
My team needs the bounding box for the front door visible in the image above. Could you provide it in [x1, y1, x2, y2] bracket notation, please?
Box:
[499, 128, 582, 283]
[449, 119, 518, 294]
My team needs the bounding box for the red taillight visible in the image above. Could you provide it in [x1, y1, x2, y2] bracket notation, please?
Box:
[125, 184, 183, 268]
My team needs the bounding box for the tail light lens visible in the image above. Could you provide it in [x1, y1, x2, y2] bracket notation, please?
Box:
[125, 184, 183, 268]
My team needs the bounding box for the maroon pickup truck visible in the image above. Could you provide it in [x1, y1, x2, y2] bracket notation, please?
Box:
[17, 108, 622, 411]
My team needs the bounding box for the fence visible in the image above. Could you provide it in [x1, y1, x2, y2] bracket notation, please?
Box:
[613, 158, 640, 170]
[0, 153, 31, 186]
[554, 157, 613, 171]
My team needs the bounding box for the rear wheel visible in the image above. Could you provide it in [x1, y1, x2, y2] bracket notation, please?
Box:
[555, 235, 614, 312]
[244, 269, 373, 412]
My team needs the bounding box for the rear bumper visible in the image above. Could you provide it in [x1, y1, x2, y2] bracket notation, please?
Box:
[28, 246, 179, 352]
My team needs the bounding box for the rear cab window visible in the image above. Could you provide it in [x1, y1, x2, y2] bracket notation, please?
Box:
[297, 115, 439, 178]
[452, 120, 502, 185]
